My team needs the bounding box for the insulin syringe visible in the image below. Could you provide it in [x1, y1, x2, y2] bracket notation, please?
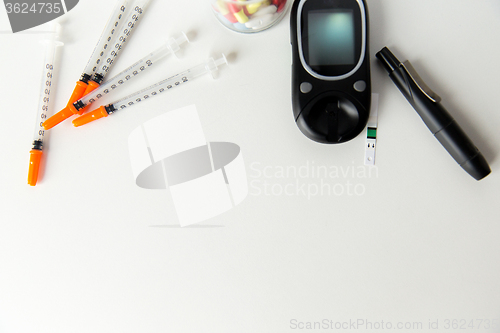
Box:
[44, 0, 151, 129]
[73, 54, 228, 127]
[77, 0, 151, 115]
[56, 33, 188, 124]
[28, 24, 63, 186]
[66, 1, 128, 108]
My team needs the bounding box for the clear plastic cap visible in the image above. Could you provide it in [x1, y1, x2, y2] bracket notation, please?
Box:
[166, 32, 189, 57]
[205, 54, 228, 78]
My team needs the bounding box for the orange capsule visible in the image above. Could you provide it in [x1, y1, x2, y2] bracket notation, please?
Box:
[227, 2, 249, 23]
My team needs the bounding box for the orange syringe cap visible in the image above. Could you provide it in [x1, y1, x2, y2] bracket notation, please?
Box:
[72, 106, 108, 127]
[69, 80, 88, 104]
[42, 80, 89, 130]
[43, 105, 75, 130]
[76, 80, 100, 115]
[28, 149, 43, 186]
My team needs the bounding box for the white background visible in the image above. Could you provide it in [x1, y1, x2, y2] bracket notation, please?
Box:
[1, 0, 499, 332]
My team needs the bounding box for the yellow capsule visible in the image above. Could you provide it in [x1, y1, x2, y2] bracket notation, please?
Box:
[233, 9, 249, 23]
[245, 1, 262, 14]
[216, 0, 230, 15]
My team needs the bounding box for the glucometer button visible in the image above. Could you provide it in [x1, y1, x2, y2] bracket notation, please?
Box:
[300, 82, 313, 94]
[354, 80, 367, 92]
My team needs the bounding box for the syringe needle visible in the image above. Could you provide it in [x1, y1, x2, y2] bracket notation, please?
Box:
[72, 55, 228, 127]
[28, 23, 63, 186]
[43, 0, 131, 130]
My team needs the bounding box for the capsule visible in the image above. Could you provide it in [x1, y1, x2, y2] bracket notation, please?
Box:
[214, 0, 238, 23]
[253, 4, 277, 17]
[227, 2, 249, 24]
[245, 2, 262, 14]
[273, 0, 286, 12]
[212, 0, 287, 32]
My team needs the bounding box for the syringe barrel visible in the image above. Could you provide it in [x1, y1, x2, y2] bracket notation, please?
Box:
[32, 38, 63, 147]
[110, 54, 227, 111]
[92, 0, 151, 84]
[79, 33, 188, 106]
[73, 55, 228, 127]
[81, 0, 129, 79]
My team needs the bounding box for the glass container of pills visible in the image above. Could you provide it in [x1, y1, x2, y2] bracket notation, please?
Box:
[211, 0, 290, 33]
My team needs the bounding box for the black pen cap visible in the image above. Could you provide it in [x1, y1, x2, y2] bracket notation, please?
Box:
[462, 154, 491, 181]
[376, 47, 400, 73]
[434, 120, 491, 181]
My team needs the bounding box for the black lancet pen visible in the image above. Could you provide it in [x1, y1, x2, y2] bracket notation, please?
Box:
[376, 47, 491, 181]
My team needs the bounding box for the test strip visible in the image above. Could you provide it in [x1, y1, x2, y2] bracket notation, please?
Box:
[364, 93, 379, 166]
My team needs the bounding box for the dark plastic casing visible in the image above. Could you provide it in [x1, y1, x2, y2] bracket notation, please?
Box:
[291, 0, 371, 144]
[376, 47, 491, 180]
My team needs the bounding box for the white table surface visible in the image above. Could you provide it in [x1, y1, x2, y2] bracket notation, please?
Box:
[1, 1, 499, 332]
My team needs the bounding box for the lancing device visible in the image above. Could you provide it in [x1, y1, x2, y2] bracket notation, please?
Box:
[376, 47, 491, 180]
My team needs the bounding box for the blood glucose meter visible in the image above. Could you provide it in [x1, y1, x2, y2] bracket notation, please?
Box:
[291, 0, 371, 144]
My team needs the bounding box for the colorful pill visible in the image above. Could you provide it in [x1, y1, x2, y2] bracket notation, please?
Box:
[236, 0, 252, 16]
[224, 12, 238, 23]
[227, 3, 249, 23]
[253, 4, 277, 17]
[215, 0, 239, 23]
[245, 2, 262, 14]
[233, 9, 250, 23]
[277, 1, 286, 12]
[212, 0, 287, 32]
[215, 0, 229, 14]
[272, 0, 287, 12]
[244, 0, 269, 15]
[217, 13, 234, 25]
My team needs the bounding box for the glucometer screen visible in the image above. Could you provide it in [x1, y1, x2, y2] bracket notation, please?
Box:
[308, 9, 355, 66]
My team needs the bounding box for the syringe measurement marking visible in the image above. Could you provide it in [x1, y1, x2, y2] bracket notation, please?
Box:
[87, 59, 153, 104]
[92, 5, 126, 73]
[100, 6, 144, 74]
[115, 75, 189, 110]
[39, 63, 54, 138]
